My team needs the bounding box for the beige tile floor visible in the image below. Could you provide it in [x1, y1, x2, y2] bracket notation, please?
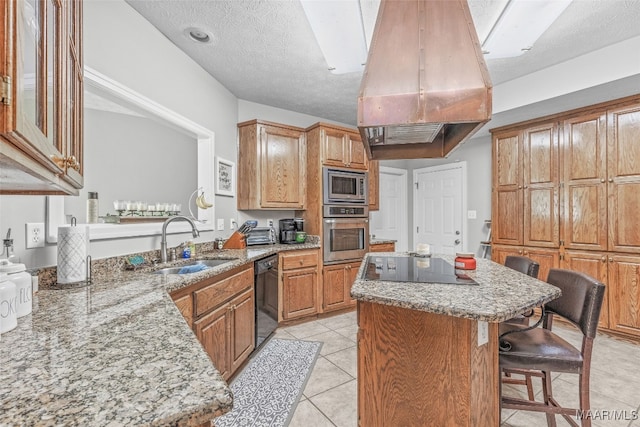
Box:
[273, 310, 640, 427]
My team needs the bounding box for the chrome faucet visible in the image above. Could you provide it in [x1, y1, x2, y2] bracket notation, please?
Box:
[160, 216, 200, 263]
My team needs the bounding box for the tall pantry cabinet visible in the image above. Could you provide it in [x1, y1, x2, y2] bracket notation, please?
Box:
[491, 95, 640, 338]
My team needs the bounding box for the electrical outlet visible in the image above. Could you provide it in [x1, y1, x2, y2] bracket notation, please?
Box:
[267, 219, 273, 227]
[26, 223, 45, 248]
[230, 219, 237, 230]
[217, 219, 225, 231]
[477, 321, 488, 346]
[467, 210, 477, 219]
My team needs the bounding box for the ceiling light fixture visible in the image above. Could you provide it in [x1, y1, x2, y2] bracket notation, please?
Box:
[184, 27, 213, 44]
[482, 0, 572, 59]
[300, 0, 368, 74]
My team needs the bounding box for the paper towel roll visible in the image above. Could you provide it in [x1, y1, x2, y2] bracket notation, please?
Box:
[57, 225, 90, 284]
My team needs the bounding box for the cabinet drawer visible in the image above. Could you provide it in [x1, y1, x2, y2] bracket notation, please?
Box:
[194, 267, 254, 317]
[280, 250, 319, 270]
[370, 243, 395, 252]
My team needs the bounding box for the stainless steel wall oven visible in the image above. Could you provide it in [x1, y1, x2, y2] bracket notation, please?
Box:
[323, 205, 369, 264]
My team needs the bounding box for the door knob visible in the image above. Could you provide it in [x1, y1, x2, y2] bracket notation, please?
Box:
[455, 231, 460, 235]
[455, 239, 461, 244]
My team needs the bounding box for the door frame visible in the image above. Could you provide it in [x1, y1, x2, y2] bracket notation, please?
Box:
[412, 162, 468, 253]
[372, 166, 409, 252]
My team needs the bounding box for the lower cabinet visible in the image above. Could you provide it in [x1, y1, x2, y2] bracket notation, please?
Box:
[607, 253, 640, 337]
[280, 249, 320, 321]
[171, 264, 255, 381]
[194, 288, 255, 380]
[491, 245, 559, 283]
[322, 262, 360, 312]
[563, 250, 610, 329]
[369, 242, 396, 252]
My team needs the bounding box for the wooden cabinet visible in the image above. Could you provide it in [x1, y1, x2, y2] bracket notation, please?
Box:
[606, 104, 640, 254]
[179, 264, 255, 381]
[279, 249, 320, 321]
[607, 253, 640, 337]
[194, 288, 255, 380]
[0, 0, 83, 194]
[322, 261, 359, 312]
[492, 95, 640, 339]
[492, 244, 559, 283]
[370, 242, 395, 252]
[237, 120, 306, 210]
[310, 123, 368, 170]
[563, 250, 610, 329]
[492, 124, 559, 248]
[368, 159, 379, 210]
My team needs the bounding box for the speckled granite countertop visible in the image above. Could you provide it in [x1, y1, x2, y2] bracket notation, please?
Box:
[351, 252, 561, 322]
[370, 238, 397, 245]
[0, 241, 320, 426]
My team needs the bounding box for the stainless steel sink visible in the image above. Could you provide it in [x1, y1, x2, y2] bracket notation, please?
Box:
[152, 259, 237, 275]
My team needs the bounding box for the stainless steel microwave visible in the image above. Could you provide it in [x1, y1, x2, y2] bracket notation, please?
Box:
[323, 167, 368, 204]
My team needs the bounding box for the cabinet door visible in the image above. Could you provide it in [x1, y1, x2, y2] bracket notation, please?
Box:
[171, 293, 194, 327]
[194, 304, 231, 379]
[492, 132, 523, 245]
[491, 244, 523, 264]
[563, 250, 609, 329]
[347, 133, 367, 170]
[282, 267, 318, 320]
[522, 247, 559, 283]
[607, 254, 640, 337]
[260, 125, 306, 209]
[322, 128, 347, 167]
[607, 105, 640, 253]
[368, 159, 379, 210]
[562, 114, 608, 251]
[523, 124, 559, 248]
[323, 264, 349, 311]
[346, 262, 360, 305]
[230, 289, 255, 374]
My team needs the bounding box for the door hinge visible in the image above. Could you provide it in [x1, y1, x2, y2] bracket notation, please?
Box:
[416, 226, 419, 233]
[560, 240, 564, 246]
[415, 182, 419, 189]
[1, 75, 11, 106]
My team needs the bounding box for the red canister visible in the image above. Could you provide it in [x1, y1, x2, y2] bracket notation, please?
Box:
[455, 253, 476, 270]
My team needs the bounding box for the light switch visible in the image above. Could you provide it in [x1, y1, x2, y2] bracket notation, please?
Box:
[467, 210, 477, 219]
[217, 219, 225, 231]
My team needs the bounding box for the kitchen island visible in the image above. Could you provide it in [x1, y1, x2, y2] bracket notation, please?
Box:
[350, 253, 561, 427]
[0, 242, 319, 426]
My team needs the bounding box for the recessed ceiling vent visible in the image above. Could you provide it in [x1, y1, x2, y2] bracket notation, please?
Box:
[358, 0, 493, 160]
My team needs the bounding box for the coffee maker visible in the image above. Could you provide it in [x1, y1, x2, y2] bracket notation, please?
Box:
[279, 218, 304, 244]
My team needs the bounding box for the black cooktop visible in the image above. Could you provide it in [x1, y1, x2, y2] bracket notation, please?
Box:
[364, 256, 478, 285]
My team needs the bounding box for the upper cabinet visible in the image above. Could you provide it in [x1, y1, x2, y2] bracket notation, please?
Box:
[492, 124, 560, 248]
[237, 120, 307, 210]
[314, 123, 368, 170]
[0, 0, 84, 194]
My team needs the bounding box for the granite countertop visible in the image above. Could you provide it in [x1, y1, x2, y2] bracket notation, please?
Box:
[0, 241, 320, 426]
[370, 238, 397, 245]
[350, 252, 561, 323]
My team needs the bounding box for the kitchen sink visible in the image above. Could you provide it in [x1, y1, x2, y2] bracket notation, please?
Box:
[152, 259, 237, 275]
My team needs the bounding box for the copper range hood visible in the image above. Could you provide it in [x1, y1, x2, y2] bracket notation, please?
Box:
[358, 0, 492, 160]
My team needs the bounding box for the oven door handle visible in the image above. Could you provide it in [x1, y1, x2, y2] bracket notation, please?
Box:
[324, 219, 369, 224]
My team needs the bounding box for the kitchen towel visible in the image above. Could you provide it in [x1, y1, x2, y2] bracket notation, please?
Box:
[57, 225, 90, 284]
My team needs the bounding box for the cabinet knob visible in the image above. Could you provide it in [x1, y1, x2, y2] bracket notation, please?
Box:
[601, 256, 606, 262]
[609, 257, 613, 263]
[600, 178, 605, 183]
[609, 178, 613, 183]
[299, 260, 304, 265]
[523, 250, 528, 255]
[52, 155, 80, 171]
[523, 185, 528, 189]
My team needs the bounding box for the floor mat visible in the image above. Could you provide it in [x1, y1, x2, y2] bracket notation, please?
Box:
[216, 338, 322, 427]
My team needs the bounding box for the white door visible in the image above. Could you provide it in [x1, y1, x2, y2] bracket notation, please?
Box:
[370, 166, 408, 252]
[413, 163, 467, 255]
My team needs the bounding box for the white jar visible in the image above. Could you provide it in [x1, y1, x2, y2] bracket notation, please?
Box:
[0, 272, 17, 333]
[0, 259, 32, 317]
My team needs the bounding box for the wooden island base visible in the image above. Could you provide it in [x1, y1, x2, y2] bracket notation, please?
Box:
[357, 301, 500, 427]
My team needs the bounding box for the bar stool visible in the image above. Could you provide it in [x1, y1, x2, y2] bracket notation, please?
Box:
[499, 268, 606, 427]
[503, 256, 540, 325]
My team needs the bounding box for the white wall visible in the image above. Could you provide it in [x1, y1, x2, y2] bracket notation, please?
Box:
[405, 136, 493, 257]
[0, 0, 239, 268]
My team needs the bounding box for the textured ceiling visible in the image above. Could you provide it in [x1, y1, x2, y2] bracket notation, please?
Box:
[124, 0, 640, 126]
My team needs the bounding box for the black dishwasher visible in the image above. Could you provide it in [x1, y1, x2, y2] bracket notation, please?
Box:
[254, 254, 279, 351]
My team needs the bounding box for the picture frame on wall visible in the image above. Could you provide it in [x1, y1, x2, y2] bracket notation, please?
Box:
[215, 157, 235, 197]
